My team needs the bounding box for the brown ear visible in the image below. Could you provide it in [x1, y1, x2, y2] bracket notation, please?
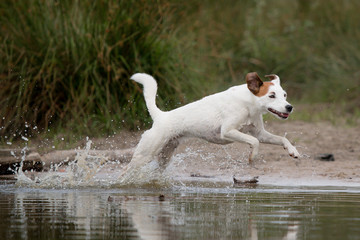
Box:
[246, 72, 263, 95]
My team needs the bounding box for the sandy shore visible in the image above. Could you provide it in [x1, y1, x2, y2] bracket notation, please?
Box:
[4, 120, 360, 188]
[90, 120, 360, 187]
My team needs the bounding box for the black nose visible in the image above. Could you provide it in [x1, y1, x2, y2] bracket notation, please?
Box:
[286, 105, 293, 112]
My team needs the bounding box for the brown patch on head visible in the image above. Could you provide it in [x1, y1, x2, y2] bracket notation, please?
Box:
[246, 72, 275, 97]
[246, 72, 263, 95]
[256, 82, 274, 97]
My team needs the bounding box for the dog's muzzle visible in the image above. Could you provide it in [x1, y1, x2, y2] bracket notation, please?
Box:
[285, 105, 293, 112]
[268, 106, 292, 119]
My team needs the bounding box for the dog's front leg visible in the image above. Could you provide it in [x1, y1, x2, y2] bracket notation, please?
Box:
[221, 128, 260, 164]
[257, 129, 300, 158]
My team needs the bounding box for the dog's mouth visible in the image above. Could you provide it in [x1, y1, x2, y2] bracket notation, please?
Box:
[268, 108, 290, 119]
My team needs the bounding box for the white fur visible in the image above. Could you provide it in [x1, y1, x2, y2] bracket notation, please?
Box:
[127, 73, 300, 173]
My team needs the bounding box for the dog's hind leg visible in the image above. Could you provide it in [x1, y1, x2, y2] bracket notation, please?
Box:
[125, 127, 178, 172]
[120, 128, 171, 183]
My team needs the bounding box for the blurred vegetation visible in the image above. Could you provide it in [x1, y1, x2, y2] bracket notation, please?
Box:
[1, 0, 360, 142]
[0, 0, 197, 141]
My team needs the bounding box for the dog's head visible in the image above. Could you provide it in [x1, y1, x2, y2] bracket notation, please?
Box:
[246, 72, 293, 119]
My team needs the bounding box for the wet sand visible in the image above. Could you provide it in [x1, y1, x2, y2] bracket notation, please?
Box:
[4, 120, 360, 188]
[90, 120, 360, 187]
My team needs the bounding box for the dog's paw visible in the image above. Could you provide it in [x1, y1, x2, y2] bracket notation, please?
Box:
[248, 149, 260, 164]
[288, 146, 300, 159]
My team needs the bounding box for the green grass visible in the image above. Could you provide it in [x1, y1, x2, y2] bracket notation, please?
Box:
[1, 0, 360, 143]
[0, 0, 204, 141]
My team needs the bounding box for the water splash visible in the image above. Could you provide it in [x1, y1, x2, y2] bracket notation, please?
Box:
[13, 136, 248, 189]
[117, 155, 173, 188]
[14, 137, 174, 189]
[15, 138, 114, 188]
[12, 145, 29, 181]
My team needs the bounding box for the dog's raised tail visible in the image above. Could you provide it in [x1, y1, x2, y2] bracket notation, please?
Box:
[130, 73, 162, 120]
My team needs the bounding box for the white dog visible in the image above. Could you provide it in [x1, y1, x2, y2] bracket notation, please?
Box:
[125, 72, 299, 176]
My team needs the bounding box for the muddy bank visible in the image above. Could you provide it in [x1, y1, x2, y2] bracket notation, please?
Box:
[166, 120, 360, 186]
[123, 120, 359, 186]
[2, 120, 360, 187]
[75, 119, 360, 187]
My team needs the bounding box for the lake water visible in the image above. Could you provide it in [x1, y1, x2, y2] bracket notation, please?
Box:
[1, 180, 360, 240]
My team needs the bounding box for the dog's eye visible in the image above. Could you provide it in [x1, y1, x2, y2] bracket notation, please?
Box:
[284, 93, 287, 98]
[269, 95, 275, 99]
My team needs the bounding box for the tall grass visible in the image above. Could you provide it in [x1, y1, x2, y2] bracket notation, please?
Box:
[1, 0, 360, 141]
[0, 0, 203, 140]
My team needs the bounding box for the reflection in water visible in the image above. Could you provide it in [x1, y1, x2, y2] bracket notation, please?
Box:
[0, 189, 137, 240]
[0, 185, 360, 240]
[119, 197, 177, 240]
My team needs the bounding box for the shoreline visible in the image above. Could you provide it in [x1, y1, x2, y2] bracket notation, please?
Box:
[1, 120, 359, 189]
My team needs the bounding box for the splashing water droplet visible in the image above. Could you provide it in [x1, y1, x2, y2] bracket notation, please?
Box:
[21, 136, 29, 141]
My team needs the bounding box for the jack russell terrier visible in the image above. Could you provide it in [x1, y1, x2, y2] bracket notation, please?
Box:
[125, 72, 300, 176]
